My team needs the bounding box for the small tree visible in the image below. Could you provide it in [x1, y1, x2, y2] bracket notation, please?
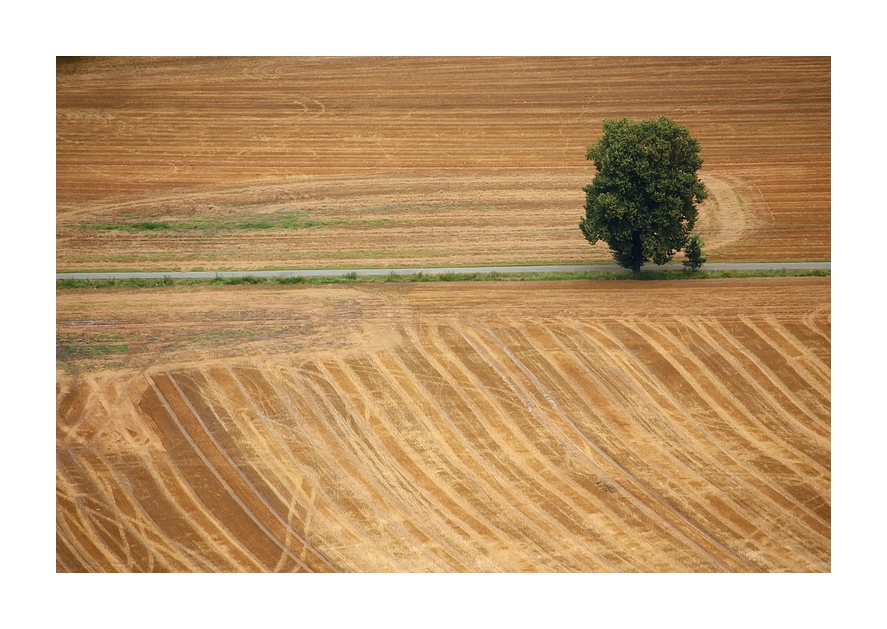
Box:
[682, 234, 706, 271]
[579, 116, 708, 274]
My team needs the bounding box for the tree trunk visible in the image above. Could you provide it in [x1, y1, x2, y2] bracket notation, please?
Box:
[631, 232, 643, 277]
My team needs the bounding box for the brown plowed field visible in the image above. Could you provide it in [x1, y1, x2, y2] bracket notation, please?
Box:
[56, 278, 830, 572]
[56, 57, 829, 271]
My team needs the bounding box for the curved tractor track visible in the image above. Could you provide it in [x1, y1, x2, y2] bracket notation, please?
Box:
[57, 279, 830, 572]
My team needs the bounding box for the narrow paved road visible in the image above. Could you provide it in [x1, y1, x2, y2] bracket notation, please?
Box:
[56, 262, 830, 280]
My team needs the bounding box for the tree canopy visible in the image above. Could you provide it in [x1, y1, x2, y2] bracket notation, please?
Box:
[579, 116, 708, 273]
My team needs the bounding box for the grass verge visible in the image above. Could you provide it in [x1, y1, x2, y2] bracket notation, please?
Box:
[56, 268, 829, 290]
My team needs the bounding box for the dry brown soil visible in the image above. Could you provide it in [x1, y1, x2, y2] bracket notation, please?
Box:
[56, 57, 829, 271]
[57, 278, 830, 572]
[57, 57, 830, 572]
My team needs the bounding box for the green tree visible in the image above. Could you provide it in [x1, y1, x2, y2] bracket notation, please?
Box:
[579, 116, 708, 274]
[682, 234, 707, 271]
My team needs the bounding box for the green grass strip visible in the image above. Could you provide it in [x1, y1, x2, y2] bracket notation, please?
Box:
[74, 214, 389, 232]
[56, 268, 829, 290]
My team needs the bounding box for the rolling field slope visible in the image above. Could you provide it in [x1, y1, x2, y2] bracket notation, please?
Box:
[56, 57, 829, 271]
[57, 278, 830, 572]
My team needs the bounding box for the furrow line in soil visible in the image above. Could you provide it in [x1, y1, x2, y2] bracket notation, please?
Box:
[140, 377, 292, 571]
[576, 322, 830, 568]
[633, 322, 830, 496]
[458, 321, 744, 572]
[287, 360, 455, 571]
[393, 328, 594, 571]
[428, 321, 674, 571]
[189, 366, 393, 572]
[688, 320, 831, 451]
[535, 321, 796, 570]
[369, 349, 562, 572]
[413, 321, 655, 571]
[165, 370, 339, 572]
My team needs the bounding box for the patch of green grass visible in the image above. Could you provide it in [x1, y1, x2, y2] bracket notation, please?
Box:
[209, 275, 264, 285]
[56, 277, 177, 289]
[56, 333, 129, 361]
[74, 210, 390, 232]
[276, 275, 307, 284]
[231, 220, 275, 229]
[186, 327, 258, 346]
[87, 221, 171, 231]
[633, 268, 831, 280]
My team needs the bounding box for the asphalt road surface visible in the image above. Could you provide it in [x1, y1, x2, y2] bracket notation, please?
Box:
[57, 262, 830, 280]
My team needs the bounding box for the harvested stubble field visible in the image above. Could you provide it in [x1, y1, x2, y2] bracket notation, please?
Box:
[56, 57, 829, 271]
[56, 57, 830, 573]
[57, 278, 830, 572]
